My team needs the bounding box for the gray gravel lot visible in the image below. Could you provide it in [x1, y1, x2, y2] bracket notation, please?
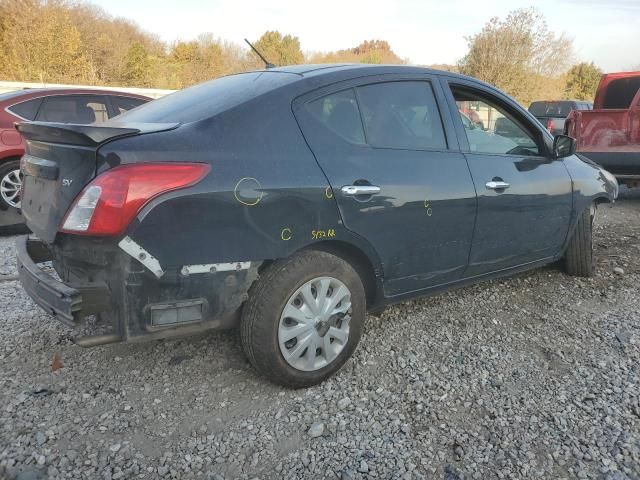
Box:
[1, 189, 639, 480]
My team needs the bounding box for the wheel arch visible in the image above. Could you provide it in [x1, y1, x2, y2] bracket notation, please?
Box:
[592, 193, 612, 206]
[0, 155, 22, 166]
[301, 239, 383, 309]
[561, 195, 605, 259]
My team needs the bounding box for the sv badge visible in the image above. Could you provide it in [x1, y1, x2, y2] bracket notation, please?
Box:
[62, 179, 73, 187]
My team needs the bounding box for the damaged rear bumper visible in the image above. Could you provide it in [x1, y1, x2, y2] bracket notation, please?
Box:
[16, 234, 260, 346]
[16, 235, 110, 325]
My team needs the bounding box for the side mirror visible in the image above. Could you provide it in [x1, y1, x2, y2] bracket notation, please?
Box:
[552, 134, 576, 159]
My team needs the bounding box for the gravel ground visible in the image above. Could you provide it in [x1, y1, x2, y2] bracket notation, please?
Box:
[1, 189, 639, 480]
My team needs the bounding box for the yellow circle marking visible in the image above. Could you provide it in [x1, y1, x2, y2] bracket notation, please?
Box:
[234, 177, 263, 206]
[325, 186, 333, 199]
[281, 228, 292, 241]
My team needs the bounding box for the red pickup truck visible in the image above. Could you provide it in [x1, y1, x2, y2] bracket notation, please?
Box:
[565, 71, 640, 187]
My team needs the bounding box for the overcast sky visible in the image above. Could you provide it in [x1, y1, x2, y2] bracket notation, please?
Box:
[93, 0, 640, 72]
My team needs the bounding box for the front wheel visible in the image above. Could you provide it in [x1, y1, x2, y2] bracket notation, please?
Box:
[240, 250, 366, 388]
[564, 204, 595, 277]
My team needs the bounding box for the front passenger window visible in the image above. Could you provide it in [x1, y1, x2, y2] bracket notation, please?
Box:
[452, 87, 541, 156]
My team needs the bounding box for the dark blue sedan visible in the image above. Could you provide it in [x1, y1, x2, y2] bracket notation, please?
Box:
[15, 65, 618, 387]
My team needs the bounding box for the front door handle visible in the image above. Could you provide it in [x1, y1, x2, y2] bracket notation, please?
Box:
[485, 181, 510, 190]
[341, 185, 381, 196]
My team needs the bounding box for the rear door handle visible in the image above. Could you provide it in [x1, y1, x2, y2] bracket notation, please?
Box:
[341, 185, 381, 196]
[485, 181, 510, 190]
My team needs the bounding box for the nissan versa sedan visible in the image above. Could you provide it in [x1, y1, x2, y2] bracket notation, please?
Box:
[15, 65, 618, 387]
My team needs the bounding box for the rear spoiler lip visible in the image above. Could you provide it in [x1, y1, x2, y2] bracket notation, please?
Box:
[15, 121, 180, 147]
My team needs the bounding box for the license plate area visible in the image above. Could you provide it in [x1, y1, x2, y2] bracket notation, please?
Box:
[21, 175, 61, 240]
[20, 141, 98, 243]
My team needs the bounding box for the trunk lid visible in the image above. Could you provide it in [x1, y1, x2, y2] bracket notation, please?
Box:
[16, 121, 178, 243]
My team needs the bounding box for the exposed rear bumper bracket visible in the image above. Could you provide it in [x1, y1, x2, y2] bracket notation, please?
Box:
[16, 235, 111, 325]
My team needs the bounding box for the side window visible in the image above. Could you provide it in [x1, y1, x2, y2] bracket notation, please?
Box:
[306, 89, 365, 144]
[452, 87, 541, 156]
[110, 96, 147, 116]
[85, 98, 109, 122]
[356, 81, 446, 150]
[36, 95, 108, 124]
[7, 98, 42, 120]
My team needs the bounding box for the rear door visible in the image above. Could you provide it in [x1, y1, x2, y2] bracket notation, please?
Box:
[294, 75, 477, 296]
[442, 79, 573, 276]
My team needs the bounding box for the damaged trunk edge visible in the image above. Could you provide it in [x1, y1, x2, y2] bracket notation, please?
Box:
[18, 234, 263, 347]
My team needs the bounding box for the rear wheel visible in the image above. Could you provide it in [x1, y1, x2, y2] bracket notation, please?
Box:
[564, 204, 595, 277]
[0, 159, 22, 210]
[240, 250, 365, 388]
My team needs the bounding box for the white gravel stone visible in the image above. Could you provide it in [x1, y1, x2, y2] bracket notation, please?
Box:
[308, 421, 324, 438]
[0, 189, 639, 479]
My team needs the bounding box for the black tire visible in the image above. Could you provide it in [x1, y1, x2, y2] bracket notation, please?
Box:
[0, 159, 22, 211]
[564, 205, 595, 277]
[240, 250, 366, 388]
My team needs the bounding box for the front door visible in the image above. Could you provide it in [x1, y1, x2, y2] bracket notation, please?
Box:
[443, 81, 573, 276]
[294, 77, 477, 296]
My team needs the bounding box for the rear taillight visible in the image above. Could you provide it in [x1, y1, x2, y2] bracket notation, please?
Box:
[60, 163, 210, 236]
[546, 118, 554, 133]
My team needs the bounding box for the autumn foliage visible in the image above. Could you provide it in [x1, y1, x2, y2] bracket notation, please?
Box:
[0, 1, 603, 103]
[0, 0, 403, 90]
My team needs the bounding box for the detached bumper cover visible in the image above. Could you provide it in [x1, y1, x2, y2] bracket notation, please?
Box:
[16, 235, 110, 325]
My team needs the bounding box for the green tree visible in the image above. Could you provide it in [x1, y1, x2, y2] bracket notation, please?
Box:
[0, 0, 91, 83]
[458, 8, 574, 105]
[309, 39, 405, 65]
[252, 31, 304, 67]
[123, 42, 153, 87]
[564, 62, 603, 100]
[68, 2, 164, 85]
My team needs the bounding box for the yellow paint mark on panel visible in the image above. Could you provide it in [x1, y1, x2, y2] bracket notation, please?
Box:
[325, 186, 333, 199]
[424, 199, 433, 216]
[312, 229, 336, 240]
[281, 228, 293, 241]
[234, 177, 263, 206]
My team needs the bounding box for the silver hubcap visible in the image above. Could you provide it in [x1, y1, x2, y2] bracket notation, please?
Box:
[278, 276, 352, 372]
[1, 168, 23, 208]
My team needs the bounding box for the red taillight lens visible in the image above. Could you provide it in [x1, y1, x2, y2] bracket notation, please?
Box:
[546, 118, 554, 133]
[60, 163, 210, 236]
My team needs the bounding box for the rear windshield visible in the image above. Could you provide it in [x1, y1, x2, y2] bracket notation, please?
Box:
[114, 71, 298, 124]
[601, 77, 640, 109]
[528, 101, 575, 117]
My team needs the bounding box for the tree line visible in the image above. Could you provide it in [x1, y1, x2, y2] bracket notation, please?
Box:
[0, 1, 604, 104]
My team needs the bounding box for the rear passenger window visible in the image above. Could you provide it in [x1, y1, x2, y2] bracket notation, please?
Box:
[306, 89, 365, 144]
[356, 81, 446, 150]
[36, 95, 107, 124]
[111, 96, 147, 116]
[7, 98, 42, 120]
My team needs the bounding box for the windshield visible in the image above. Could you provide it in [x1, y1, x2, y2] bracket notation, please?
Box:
[114, 71, 298, 124]
[528, 101, 574, 117]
